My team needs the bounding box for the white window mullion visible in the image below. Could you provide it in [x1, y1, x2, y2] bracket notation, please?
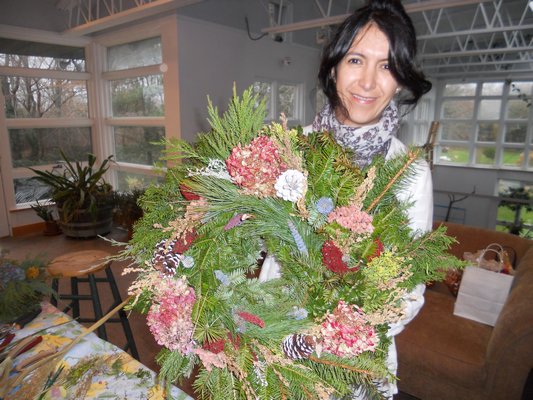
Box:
[161, 16, 181, 140]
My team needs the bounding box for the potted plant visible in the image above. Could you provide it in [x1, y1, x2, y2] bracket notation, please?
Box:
[30, 199, 61, 236]
[30, 152, 115, 238]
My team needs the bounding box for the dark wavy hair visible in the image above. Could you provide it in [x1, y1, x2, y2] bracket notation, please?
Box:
[318, 0, 431, 114]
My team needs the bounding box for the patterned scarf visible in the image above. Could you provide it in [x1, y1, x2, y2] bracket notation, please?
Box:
[312, 101, 400, 169]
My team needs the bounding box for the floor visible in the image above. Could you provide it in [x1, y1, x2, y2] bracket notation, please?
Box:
[0, 227, 419, 400]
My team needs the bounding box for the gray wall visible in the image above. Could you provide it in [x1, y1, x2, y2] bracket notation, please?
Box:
[432, 165, 532, 229]
[177, 16, 321, 142]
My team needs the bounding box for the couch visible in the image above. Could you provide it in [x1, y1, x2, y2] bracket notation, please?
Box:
[396, 221, 533, 400]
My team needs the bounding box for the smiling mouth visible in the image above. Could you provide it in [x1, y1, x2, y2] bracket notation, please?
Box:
[351, 93, 376, 103]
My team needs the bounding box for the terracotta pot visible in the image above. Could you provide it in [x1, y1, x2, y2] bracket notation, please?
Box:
[43, 220, 62, 236]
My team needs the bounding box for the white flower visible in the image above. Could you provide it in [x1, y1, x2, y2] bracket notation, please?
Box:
[275, 169, 307, 203]
[181, 255, 195, 269]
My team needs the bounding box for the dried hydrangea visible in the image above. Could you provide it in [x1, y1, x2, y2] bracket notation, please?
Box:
[146, 275, 196, 354]
[319, 301, 378, 358]
[225, 135, 286, 197]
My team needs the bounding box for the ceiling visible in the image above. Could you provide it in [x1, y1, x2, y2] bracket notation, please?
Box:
[53, 0, 533, 80]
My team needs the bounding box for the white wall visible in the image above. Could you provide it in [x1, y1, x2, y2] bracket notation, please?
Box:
[432, 165, 533, 228]
[177, 16, 321, 142]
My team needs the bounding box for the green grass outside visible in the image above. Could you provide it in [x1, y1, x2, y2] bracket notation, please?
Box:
[441, 148, 523, 165]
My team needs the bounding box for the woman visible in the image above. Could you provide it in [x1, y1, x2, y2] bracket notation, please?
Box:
[261, 0, 433, 398]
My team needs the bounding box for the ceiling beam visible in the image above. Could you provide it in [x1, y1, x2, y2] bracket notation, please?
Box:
[420, 46, 532, 59]
[417, 24, 533, 40]
[62, 0, 204, 36]
[422, 59, 533, 69]
[428, 68, 533, 78]
[261, 0, 494, 34]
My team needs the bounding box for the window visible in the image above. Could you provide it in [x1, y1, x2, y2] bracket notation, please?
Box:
[0, 40, 90, 204]
[103, 35, 168, 191]
[252, 80, 302, 124]
[436, 80, 533, 169]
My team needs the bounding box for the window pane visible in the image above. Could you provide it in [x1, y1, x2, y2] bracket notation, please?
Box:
[114, 126, 165, 166]
[481, 82, 504, 96]
[437, 146, 469, 163]
[2, 77, 88, 118]
[478, 100, 501, 120]
[107, 37, 162, 71]
[14, 177, 50, 204]
[442, 100, 474, 119]
[510, 81, 533, 96]
[278, 84, 297, 119]
[0, 39, 85, 71]
[252, 81, 272, 117]
[111, 75, 164, 117]
[116, 170, 162, 192]
[443, 83, 476, 96]
[9, 127, 92, 168]
[477, 122, 499, 142]
[506, 100, 529, 119]
[502, 148, 524, 167]
[440, 121, 473, 141]
[475, 146, 496, 165]
[505, 123, 527, 143]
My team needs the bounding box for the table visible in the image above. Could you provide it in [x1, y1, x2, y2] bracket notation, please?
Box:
[1, 302, 193, 399]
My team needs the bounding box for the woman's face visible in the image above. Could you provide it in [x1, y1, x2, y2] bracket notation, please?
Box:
[334, 23, 399, 127]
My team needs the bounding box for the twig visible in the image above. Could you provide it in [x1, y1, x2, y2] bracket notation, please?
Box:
[308, 355, 374, 376]
[366, 149, 421, 213]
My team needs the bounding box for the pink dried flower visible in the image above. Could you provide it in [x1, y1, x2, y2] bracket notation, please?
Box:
[146, 275, 196, 354]
[193, 348, 227, 372]
[225, 135, 286, 197]
[328, 205, 374, 234]
[319, 301, 378, 358]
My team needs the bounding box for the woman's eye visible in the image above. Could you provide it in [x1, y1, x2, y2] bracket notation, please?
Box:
[347, 57, 361, 64]
[382, 63, 390, 70]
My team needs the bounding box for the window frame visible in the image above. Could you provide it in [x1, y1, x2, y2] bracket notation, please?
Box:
[0, 35, 91, 209]
[252, 78, 304, 126]
[435, 79, 533, 170]
[92, 15, 181, 191]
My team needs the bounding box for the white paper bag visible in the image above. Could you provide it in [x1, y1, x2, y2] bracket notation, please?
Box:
[453, 265, 514, 326]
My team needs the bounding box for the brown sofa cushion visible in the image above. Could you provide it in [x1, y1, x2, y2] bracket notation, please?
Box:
[397, 289, 492, 389]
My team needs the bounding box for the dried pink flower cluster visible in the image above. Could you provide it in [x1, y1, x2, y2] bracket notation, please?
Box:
[320, 301, 378, 358]
[328, 205, 374, 234]
[147, 275, 196, 354]
[225, 135, 286, 196]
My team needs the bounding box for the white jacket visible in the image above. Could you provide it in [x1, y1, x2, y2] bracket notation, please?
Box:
[259, 129, 434, 399]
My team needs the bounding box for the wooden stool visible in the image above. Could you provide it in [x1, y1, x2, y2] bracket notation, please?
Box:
[48, 250, 139, 360]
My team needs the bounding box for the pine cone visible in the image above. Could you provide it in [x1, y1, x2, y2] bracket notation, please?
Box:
[151, 239, 180, 275]
[282, 334, 316, 359]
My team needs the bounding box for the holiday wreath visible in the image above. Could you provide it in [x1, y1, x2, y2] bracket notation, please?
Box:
[122, 87, 463, 400]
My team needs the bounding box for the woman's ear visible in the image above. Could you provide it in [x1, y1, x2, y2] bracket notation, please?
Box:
[330, 69, 336, 82]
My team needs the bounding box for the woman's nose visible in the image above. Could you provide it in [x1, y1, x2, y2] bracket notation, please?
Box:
[358, 66, 376, 91]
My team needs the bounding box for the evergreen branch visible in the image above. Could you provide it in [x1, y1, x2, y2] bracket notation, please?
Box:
[308, 355, 374, 376]
[366, 148, 421, 213]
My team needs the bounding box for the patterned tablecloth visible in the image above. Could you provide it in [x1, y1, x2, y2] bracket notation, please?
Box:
[1, 302, 193, 399]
